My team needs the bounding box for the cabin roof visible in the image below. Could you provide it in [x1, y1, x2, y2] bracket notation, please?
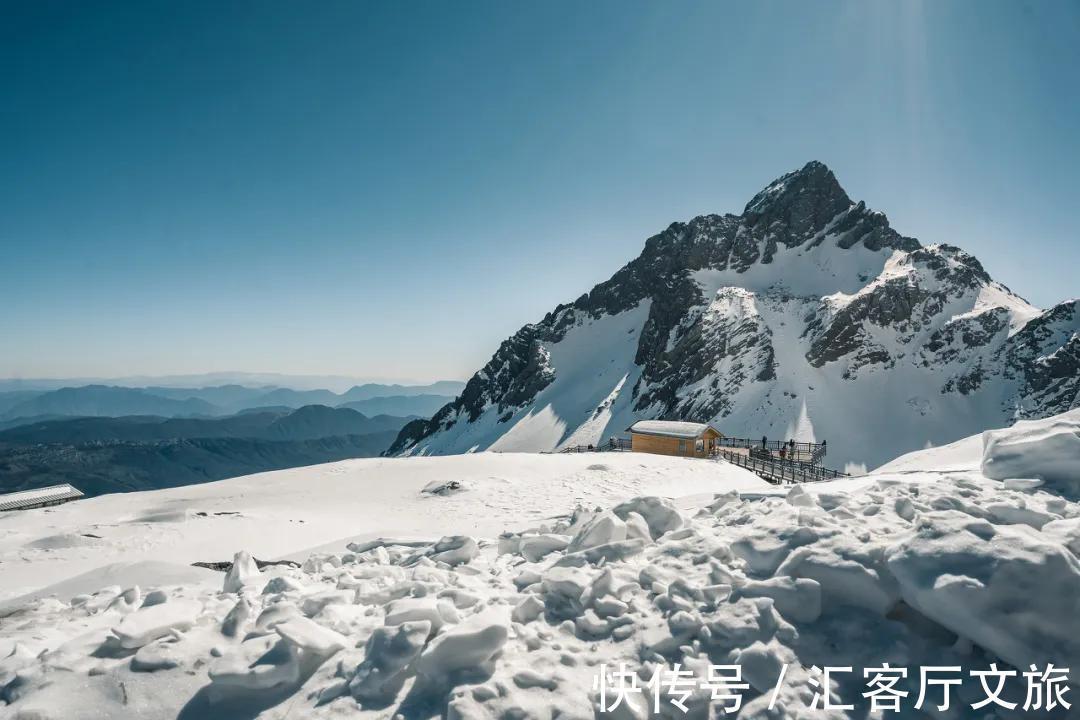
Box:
[0, 484, 84, 512]
[627, 420, 721, 439]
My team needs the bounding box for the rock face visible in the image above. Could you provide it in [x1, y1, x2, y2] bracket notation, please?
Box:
[390, 162, 1079, 469]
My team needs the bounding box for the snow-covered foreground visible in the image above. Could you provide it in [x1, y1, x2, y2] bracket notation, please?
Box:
[0, 453, 765, 604]
[1, 411, 1079, 719]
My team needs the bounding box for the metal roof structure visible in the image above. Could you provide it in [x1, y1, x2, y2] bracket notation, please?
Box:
[0, 484, 84, 512]
[626, 420, 723, 439]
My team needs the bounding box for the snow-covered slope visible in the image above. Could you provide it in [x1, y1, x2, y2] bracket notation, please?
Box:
[392, 162, 1079, 469]
[981, 407, 1080, 494]
[872, 407, 1080, 483]
[871, 434, 985, 474]
[0, 452, 766, 603]
[2, 412, 1079, 718]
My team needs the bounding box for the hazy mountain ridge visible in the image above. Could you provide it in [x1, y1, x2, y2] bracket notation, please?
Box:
[0, 380, 464, 425]
[0, 432, 399, 497]
[391, 162, 1078, 468]
[0, 374, 464, 394]
[1, 386, 220, 421]
[0, 406, 416, 445]
[0, 405, 422, 497]
[337, 394, 457, 418]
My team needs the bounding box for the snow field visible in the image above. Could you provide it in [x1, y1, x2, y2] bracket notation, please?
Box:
[0, 452, 766, 602]
[0, 411, 1078, 718]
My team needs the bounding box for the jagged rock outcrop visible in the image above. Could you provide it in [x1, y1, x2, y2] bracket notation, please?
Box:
[390, 162, 1078, 468]
[1004, 300, 1080, 416]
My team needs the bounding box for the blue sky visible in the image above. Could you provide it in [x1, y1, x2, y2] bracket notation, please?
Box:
[2, 1, 1077, 382]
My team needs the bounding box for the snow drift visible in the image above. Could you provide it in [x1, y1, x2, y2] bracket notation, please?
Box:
[982, 408, 1080, 494]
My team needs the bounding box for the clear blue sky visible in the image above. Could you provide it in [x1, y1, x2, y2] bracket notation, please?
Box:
[2, 1, 1077, 382]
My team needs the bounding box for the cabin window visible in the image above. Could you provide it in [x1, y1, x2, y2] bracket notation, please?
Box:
[678, 439, 687, 454]
[695, 439, 704, 453]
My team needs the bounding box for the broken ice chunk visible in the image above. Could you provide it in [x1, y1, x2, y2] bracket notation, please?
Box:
[111, 600, 201, 649]
[568, 511, 626, 552]
[350, 620, 431, 703]
[429, 536, 479, 566]
[519, 533, 571, 561]
[223, 550, 262, 593]
[275, 616, 348, 657]
[415, 611, 509, 683]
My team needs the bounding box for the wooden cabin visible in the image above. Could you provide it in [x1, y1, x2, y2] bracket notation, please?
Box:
[627, 420, 724, 458]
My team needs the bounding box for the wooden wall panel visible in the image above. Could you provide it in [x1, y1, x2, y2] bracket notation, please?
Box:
[631, 433, 692, 457]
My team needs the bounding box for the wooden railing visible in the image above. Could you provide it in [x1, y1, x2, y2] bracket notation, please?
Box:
[559, 437, 632, 453]
[714, 448, 847, 485]
[714, 436, 827, 464]
[557, 435, 829, 463]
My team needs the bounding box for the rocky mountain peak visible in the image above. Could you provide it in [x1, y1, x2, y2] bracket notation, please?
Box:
[729, 161, 919, 264]
[625, 162, 917, 280]
[390, 162, 1076, 465]
[742, 160, 850, 223]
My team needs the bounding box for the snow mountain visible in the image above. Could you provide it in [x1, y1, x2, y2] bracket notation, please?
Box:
[391, 162, 1078, 469]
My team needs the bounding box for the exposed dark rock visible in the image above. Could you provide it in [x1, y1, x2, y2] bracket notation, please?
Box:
[1004, 300, 1080, 417]
[192, 558, 300, 572]
[806, 246, 998, 370]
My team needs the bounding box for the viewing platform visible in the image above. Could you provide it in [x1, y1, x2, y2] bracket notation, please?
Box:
[711, 436, 827, 465]
[559, 424, 844, 485]
[713, 447, 848, 484]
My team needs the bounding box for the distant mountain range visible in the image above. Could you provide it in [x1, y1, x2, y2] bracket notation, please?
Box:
[337, 394, 457, 418]
[0, 380, 463, 497]
[0, 386, 221, 421]
[0, 433, 398, 498]
[0, 373, 462, 394]
[0, 405, 418, 497]
[0, 380, 465, 427]
[0, 405, 414, 444]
